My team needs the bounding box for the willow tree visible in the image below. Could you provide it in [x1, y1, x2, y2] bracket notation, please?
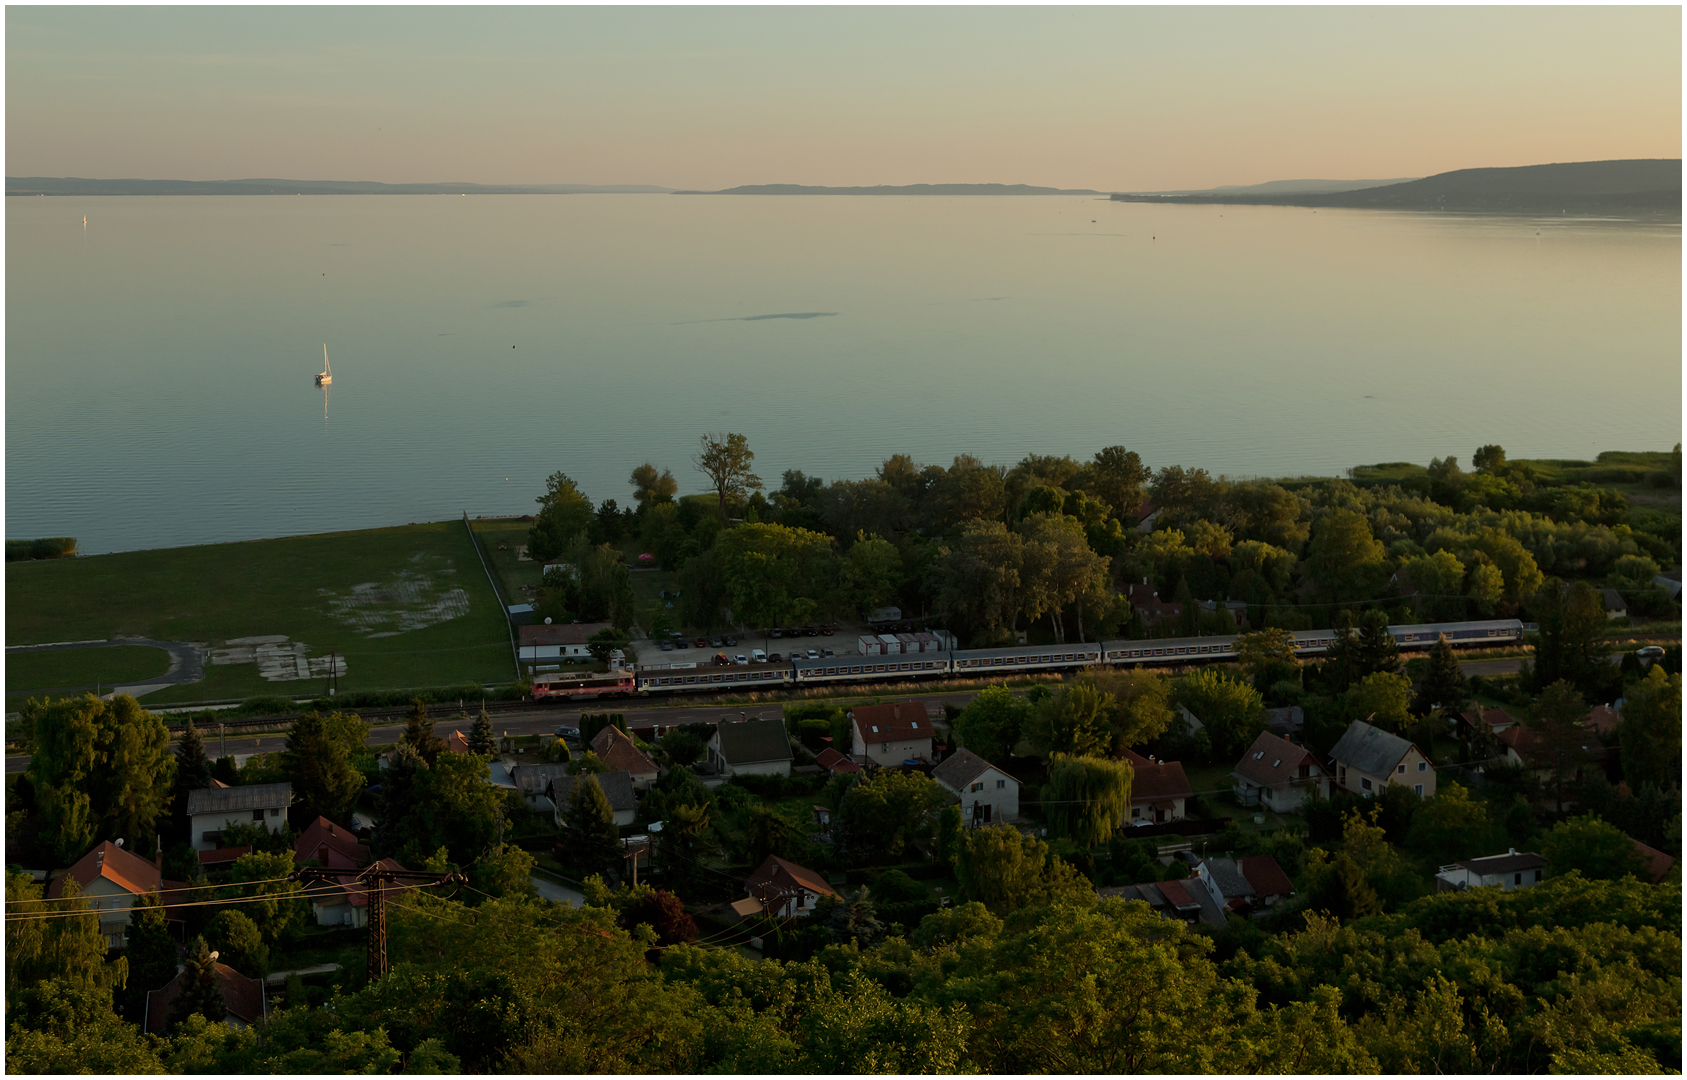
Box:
[1043, 754, 1133, 847]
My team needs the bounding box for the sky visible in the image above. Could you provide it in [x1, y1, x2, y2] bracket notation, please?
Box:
[6, 6, 1681, 191]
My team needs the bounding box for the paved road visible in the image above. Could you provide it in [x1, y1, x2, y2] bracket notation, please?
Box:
[6, 636, 205, 696]
[530, 875, 583, 908]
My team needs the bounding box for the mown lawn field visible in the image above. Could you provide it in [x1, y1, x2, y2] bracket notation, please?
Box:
[7, 520, 514, 703]
[6, 645, 173, 694]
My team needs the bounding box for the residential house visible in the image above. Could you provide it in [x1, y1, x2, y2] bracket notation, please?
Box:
[1633, 839, 1677, 883]
[1231, 731, 1325, 812]
[931, 748, 1020, 825]
[1583, 704, 1622, 736]
[294, 816, 371, 869]
[1328, 721, 1436, 798]
[1108, 878, 1206, 924]
[1125, 580, 1182, 627]
[813, 747, 862, 775]
[546, 770, 638, 828]
[509, 762, 573, 813]
[1495, 724, 1605, 785]
[144, 962, 267, 1034]
[1239, 854, 1295, 908]
[590, 725, 659, 789]
[1435, 849, 1547, 892]
[708, 718, 795, 777]
[443, 730, 471, 754]
[1600, 588, 1628, 620]
[48, 841, 188, 949]
[301, 856, 409, 929]
[1457, 707, 1517, 742]
[848, 700, 935, 767]
[1198, 598, 1250, 630]
[1123, 750, 1193, 825]
[1133, 496, 1161, 533]
[517, 621, 613, 664]
[743, 854, 840, 919]
[186, 783, 293, 852]
[1264, 705, 1305, 736]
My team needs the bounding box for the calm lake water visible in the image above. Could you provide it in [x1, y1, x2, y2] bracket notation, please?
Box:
[7, 194, 1680, 554]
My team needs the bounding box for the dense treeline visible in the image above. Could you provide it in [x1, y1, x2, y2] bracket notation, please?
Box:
[526, 437, 1680, 647]
[8, 863, 1677, 1073]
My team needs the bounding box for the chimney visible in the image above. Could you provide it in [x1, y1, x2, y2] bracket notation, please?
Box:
[155, 834, 163, 870]
[1508, 847, 1516, 857]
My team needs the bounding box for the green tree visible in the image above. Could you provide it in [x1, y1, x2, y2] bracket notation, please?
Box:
[6, 977, 169, 1074]
[1532, 578, 1608, 693]
[1529, 679, 1598, 813]
[224, 851, 306, 944]
[171, 936, 226, 1029]
[1306, 510, 1386, 602]
[629, 462, 678, 507]
[5, 873, 116, 1002]
[24, 693, 174, 861]
[587, 626, 634, 665]
[1043, 754, 1133, 846]
[282, 710, 365, 825]
[954, 823, 1091, 913]
[839, 531, 902, 617]
[561, 773, 621, 879]
[694, 432, 763, 516]
[1018, 513, 1114, 642]
[174, 720, 213, 796]
[1234, 627, 1301, 691]
[404, 752, 506, 864]
[1026, 680, 1115, 758]
[1085, 668, 1177, 753]
[1346, 671, 1414, 733]
[1405, 781, 1490, 864]
[401, 698, 446, 765]
[1175, 668, 1266, 759]
[714, 522, 837, 627]
[1618, 664, 1682, 790]
[1538, 815, 1648, 880]
[470, 844, 538, 902]
[934, 804, 963, 867]
[1403, 550, 1467, 621]
[839, 770, 947, 861]
[830, 887, 883, 947]
[374, 742, 424, 858]
[936, 520, 1025, 640]
[205, 909, 269, 978]
[528, 471, 596, 563]
[1354, 608, 1402, 678]
[123, 888, 178, 1021]
[468, 703, 497, 757]
[1471, 444, 1507, 474]
[952, 685, 1031, 763]
[1413, 634, 1471, 715]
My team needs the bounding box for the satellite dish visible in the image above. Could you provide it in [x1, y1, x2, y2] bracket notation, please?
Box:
[544, 617, 553, 625]
[114, 838, 125, 848]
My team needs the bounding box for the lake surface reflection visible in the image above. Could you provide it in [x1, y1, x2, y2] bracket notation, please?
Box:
[6, 194, 1680, 553]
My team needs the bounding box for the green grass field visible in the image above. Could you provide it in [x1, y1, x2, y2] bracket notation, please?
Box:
[7, 520, 514, 705]
[6, 646, 173, 693]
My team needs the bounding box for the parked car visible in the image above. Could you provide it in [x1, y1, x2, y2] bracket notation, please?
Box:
[821, 647, 835, 658]
[660, 639, 675, 651]
[768, 652, 783, 663]
[710, 636, 723, 648]
[734, 654, 749, 665]
[724, 635, 737, 646]
[770, 627, 783, 638]
[713, 653, 732, 667]
[805, 649, 821, 660]
[750, 648, 767, 663]
[692, 638, 709, 649]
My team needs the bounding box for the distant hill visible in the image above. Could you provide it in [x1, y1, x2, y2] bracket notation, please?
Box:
[5, 177, 673, 196]
[1110, 159, 1682, 214]
[1128, 177, 1420, 197]
[677, 183, 1102, 196]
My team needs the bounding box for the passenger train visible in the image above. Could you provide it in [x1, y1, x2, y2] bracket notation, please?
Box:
[530, 619, 1523, 701]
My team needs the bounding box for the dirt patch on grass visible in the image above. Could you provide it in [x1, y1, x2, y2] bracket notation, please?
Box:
[209, 638, 348, 682]
[318, 552, 471, 637]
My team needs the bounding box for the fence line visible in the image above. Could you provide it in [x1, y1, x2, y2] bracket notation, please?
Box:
[464, 511, 522, 682]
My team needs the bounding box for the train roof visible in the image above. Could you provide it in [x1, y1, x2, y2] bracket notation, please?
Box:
[951, 642, 1107, 661]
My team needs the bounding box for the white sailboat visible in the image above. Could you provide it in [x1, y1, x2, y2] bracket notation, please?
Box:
[315, 344, 332, 386]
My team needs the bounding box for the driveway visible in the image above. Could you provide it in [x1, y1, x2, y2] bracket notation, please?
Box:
[531, 874, 583, 907]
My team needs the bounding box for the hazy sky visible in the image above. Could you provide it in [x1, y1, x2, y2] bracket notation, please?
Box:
[7, 6, 1681, 190]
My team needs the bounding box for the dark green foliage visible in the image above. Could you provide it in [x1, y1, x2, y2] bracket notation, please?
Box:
[579, 712, 627, 747]
[402, 698, 446, 764]
[1539, 814, 1650, 881]
[6, 537, 76, 561]
[467, 703, 497, 757]
[281, 710, 366, 825]
[23, 692, 175, 863]
[205, 909, 269, 978]
[561, 773, 621, 879]
[1412, 634, 1470, 715]
[831, 886, 884, 946]
[171, 936, 226, 1029]
[659, 729, 703, 767]
[123, 890, 178, 1021]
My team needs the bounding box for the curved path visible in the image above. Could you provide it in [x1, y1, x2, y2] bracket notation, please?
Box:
[6, 636, 205, 696]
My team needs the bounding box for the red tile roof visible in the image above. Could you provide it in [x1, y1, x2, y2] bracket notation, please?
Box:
[745, 854, 839, 904]
[1239, 855, 1294, 898]
[196, 846, 252, 867]
[51, 841, 162, 899]
[1123, 750, 1194, 804]
[144, 963, 266, 1034]
[850, 701, 933, 745]
[590, 725, 658, 777]
[1584, 705, 1621, 735]
[294, 816, 371, 868]
[1633, 839, 1676, 883]
[1155, 878, 1199, 908]
[1460, 707, 1516, 732]
[1232, 731, 1320, 789]
[814, 747, 861, 774]
[444, 730, 471, 753]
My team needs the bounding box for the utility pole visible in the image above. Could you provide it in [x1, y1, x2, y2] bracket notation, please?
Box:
[292, 865, 465, 983]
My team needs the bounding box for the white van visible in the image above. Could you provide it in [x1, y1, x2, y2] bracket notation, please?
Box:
[750, 648, 767, 663]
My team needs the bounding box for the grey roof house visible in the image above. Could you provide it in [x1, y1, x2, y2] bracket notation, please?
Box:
[1328, 721, 1436, 799]
[547, 770, 638, 828]
[186, 782, 293, 852]
[1436, 849, 1547, 892]
[707, 718, 794, 778]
